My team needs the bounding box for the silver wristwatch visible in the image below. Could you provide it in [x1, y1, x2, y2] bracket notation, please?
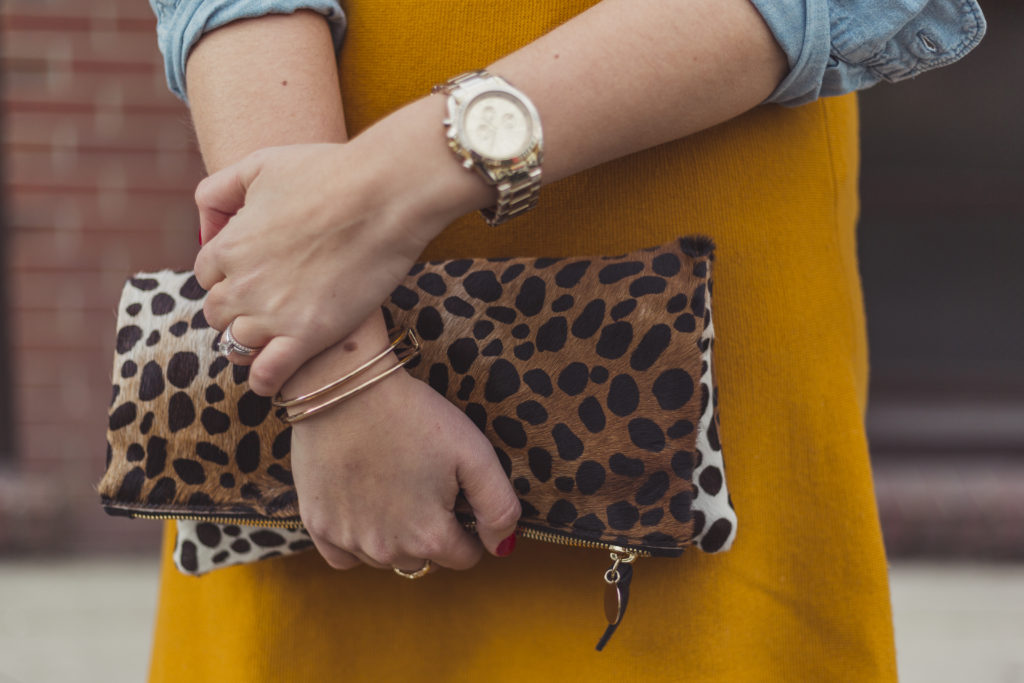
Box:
[432, 70, 543, 226]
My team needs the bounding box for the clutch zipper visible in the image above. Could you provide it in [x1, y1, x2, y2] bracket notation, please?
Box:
[122, 509, 651, 650]
[126, 511, 304, 528]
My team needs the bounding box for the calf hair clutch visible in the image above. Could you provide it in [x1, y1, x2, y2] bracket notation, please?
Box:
[98, 236, 736, 647]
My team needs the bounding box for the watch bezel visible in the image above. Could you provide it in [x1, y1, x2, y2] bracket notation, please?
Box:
[441, 77, 543, 185]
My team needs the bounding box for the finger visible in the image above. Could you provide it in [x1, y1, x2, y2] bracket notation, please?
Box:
[193, 242, 227, 292]
[194, 153, 263, 244]
[350, 534, 422, 572]
[247, 335, 322, 398]
[457, 448, 522, 557]
[349, 549, 390, 571]
[309, 538, 362, 571]
[225, 351, 256, 367]
[200, 281, 233, 332]
[416, 516, 484, 571]
[219, 316, 271, 367]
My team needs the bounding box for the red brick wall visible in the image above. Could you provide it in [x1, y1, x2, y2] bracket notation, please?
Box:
[1, 0, 202, 552]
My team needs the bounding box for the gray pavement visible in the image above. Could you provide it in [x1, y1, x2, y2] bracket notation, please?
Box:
[0, 558, 1022, 682]
[889, 562, 1024, 682]
[0, 557, 159, 683]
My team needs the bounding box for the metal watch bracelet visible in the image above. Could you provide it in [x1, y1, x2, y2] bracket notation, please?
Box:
[481, 167, 542, 226]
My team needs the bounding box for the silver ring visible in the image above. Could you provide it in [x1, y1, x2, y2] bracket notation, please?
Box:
[218, 321, 261, 357]
[393, 559, 432, 580]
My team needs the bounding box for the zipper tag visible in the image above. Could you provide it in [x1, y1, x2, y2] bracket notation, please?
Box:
[596, 549, 637, 651]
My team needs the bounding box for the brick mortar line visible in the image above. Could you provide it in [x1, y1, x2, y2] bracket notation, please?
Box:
[1, 15, 155, 33]
[7, 185, 194, 195]
[5, 102, 185, 116]
[8, 144, 196, 156]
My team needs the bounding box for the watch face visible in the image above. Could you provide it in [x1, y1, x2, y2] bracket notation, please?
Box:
[462, 92, 533, 161]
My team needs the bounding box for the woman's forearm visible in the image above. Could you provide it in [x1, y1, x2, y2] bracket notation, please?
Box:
[347, 0, 788, 235]
[185, 9, 347, 173]
[491, 0, 787, 184]
[185, 10, 391, 396]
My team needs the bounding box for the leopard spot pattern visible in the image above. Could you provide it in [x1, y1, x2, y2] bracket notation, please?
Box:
[100, 237, 736, 574]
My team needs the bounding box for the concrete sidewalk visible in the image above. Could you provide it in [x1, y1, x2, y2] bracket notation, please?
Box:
[1, 558, 1023, 682]
[0, 558, 160, 683]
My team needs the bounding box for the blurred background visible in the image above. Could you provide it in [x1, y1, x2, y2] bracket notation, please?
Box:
[0, 0, 1021, 681]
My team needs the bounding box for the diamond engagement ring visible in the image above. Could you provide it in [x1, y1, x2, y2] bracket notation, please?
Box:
[218, 321, 261, 357]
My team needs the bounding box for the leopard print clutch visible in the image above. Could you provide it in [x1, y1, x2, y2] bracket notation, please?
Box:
[100, 236, 736, 577]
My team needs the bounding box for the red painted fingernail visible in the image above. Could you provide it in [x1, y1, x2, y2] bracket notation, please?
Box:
[496, 534, 516, 557]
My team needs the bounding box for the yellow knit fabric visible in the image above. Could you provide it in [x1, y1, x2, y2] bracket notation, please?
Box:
[149, 1, 897, 679]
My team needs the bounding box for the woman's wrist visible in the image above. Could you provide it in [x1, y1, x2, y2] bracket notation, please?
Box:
[279, 309, 397, 403]
[349, 95, 497, 244]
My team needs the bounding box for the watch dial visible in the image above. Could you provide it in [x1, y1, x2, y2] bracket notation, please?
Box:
[462, 93, 532, 160]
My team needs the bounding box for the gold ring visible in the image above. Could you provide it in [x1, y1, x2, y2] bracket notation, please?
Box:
[393, 559, 432, 580]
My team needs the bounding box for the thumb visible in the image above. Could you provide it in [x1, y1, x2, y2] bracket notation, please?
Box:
[194, 150, 265, 244]
[458, 444, 521, 557]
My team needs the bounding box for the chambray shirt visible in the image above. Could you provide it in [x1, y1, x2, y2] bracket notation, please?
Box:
[149, 0, 985, 107]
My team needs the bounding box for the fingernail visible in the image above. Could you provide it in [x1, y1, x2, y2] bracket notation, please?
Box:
[198, 228, 202, 246]
[496, 533, 516, 557]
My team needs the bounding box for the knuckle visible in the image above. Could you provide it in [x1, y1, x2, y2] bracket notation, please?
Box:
[323, 554, 356, 571]
[409, 527, 447, 561]
[193, 253, 213, 289]
[486, 495, 523, 533]
[442, 541, 482, 571]
[455, 549, 483, 571]
[293, 307, 332, 344]
[249, 147, 269, 164]
[194, 178, 213, 206]
[247, 361, 279, 397]
[363, 538, 399, 567]
[301, 517, 360, 571]
[301, 515, 330, 544]
[302, 514, 348, 549]
[202, 299, 224, 332]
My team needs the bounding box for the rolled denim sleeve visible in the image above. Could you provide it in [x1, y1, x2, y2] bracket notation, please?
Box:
[751, 0, 987, 107]
[149, 0, 347, 104]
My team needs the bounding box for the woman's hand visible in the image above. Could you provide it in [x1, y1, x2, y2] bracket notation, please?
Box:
[192, 101, 493, 397]
[288, 362, 522, 572]
[193, 140, 426, 397]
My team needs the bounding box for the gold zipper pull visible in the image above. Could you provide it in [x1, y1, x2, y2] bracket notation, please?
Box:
[596, 548, 638, 651]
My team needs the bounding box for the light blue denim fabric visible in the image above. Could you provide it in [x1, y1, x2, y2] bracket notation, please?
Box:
[150, 0, 985, 107]
[148, 0, 347, 104]
[753, 0, 986, 105]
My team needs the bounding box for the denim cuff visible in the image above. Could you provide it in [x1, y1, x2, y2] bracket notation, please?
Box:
[149, 0, 347, 105]
[751, 0, 986, 107]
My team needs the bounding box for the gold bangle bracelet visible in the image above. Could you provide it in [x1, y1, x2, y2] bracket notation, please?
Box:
[282, 345, 420, 424]
[273, 328, 419, 409]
